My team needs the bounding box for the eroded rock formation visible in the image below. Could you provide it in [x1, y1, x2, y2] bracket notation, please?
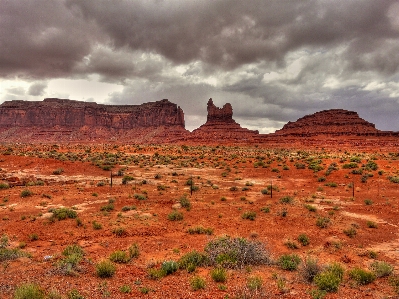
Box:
[274, 109, 381, 136]
[190, 98, 259, 142]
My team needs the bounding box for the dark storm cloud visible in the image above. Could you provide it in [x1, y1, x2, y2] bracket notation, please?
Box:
[0, 0, 101, 79]
[66, 0, 399, 71]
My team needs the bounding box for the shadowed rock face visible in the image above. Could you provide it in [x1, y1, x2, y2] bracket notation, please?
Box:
[274, 109, 380, 136]
[0, 98, 185, 129]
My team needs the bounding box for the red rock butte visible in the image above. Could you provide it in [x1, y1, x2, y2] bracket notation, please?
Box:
[0, 97, 399, 146]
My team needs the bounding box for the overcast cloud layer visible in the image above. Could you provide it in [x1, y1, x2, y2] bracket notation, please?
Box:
[1, 0, 399, 132]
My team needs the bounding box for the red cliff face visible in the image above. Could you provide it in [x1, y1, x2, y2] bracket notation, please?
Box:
[0, 98, 185, 129]
[274, 109, 380, 136]
[190, 98, 259, 143]
[0, 98, 188, 142]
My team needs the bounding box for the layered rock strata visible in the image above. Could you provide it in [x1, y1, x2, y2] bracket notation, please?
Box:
[0, 98, 188, 142]
[274, 109, 381, 136]
[190, 99, 259, 142]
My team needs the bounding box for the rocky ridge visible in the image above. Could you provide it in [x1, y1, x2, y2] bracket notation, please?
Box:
[0, 98, 398, 144]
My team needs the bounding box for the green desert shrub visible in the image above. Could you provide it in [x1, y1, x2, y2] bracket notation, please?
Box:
[14, 283, 45, 299]
[241, 211, 256, 220]
[161, 260, 179, 275]
[167, 210, 183, 221]
[20, 189, 33, 198]
[109, 250, 130, 263]
[191, 276, 206, 291]
[187, 226, 213, 235]
[128, 243, 140, 259]
[50, 208, 77, 221]
[205, 237, 270, 269]
[314, 270, 341, 293]
[211, 267, 227, 283]
[278, 254, 301, 271]
[298, 234, 310, 246]
[0, 182, 10, 189]
[348, 268, 376, 285]
[179, 195, 191, 210]
[370, 261, 393, 278]
[316, 217, 330, 228]
[280, 196, 293, 204]
[178, 250, 208, 272]
[96, 260, 116, 278]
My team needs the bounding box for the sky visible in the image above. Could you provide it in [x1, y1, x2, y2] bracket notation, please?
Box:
[1, 0, 399, 133]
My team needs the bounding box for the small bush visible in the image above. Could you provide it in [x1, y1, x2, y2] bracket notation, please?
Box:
[0, 182, 10, 189]
[343, 162, 358, 169]
[119, 285, 131, 293]
[314, 271, 341, 293]
[50, 208, 77, 221]
[147, 268, 167, 280]
[67, 289, 84, 299]
[205, 237, 270, 269]
[280, 196, 293, 204]
[242, 211, 256, 221]
[96, 260, 116, 278]
[112, 227, 126, 237]
[14, 283, 45, 299]
[343, 227, 357, 238]
[134, 193, 147, 200]
[389, 176, 399, 184]
[92, 221, 102, 230]
[300, 257, 322, 283]
[161, 260, 179, 275]
[316, 217, 330, 228]
[304, 204, 316, 212]
[260, 206, 270, 213]
[367, 221, 378, 228]
[52, 168, 64, 175]
[63, 244, 84, 257]
[20, 189, 33, 198]
[100, 203, 114, 212]
[187, 226, 213, 235]
[278, 254, 301, 271]
[168, 210, 183, 221]
[348, 268, 375, 285]
[128, 243, 140, 259]
[389, 275, 399, 294]
[178, 250, 208, 272]
[191, 276, 206, 291]
[247, 275, 263, 291]
[298, 234, 310, 246]
[179, 195, 191, 210]
[370, 261, 393, 278]
[364, 199, 373, 205]
[211, 267, 227, 282]
[109, 250, 130, 263]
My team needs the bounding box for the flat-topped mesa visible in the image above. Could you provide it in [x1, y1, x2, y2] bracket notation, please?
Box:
[0, 98, 185, 129]
[275, 109, 380, 136]
[191, 99, 259, 143]
[0, 98, 188, 143]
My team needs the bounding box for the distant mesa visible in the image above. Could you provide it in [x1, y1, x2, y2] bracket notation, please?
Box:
[0, 97, 398, 144]
[190, 98, 258, 142]
[275, 109, 381, 136]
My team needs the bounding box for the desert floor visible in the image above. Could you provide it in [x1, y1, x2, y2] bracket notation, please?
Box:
[1, 143, 399, 298]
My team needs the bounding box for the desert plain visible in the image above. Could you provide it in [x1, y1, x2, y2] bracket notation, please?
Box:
[1, 143, 399, 299]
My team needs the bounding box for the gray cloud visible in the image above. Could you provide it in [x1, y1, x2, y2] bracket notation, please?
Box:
[28, 82, 47, 96]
